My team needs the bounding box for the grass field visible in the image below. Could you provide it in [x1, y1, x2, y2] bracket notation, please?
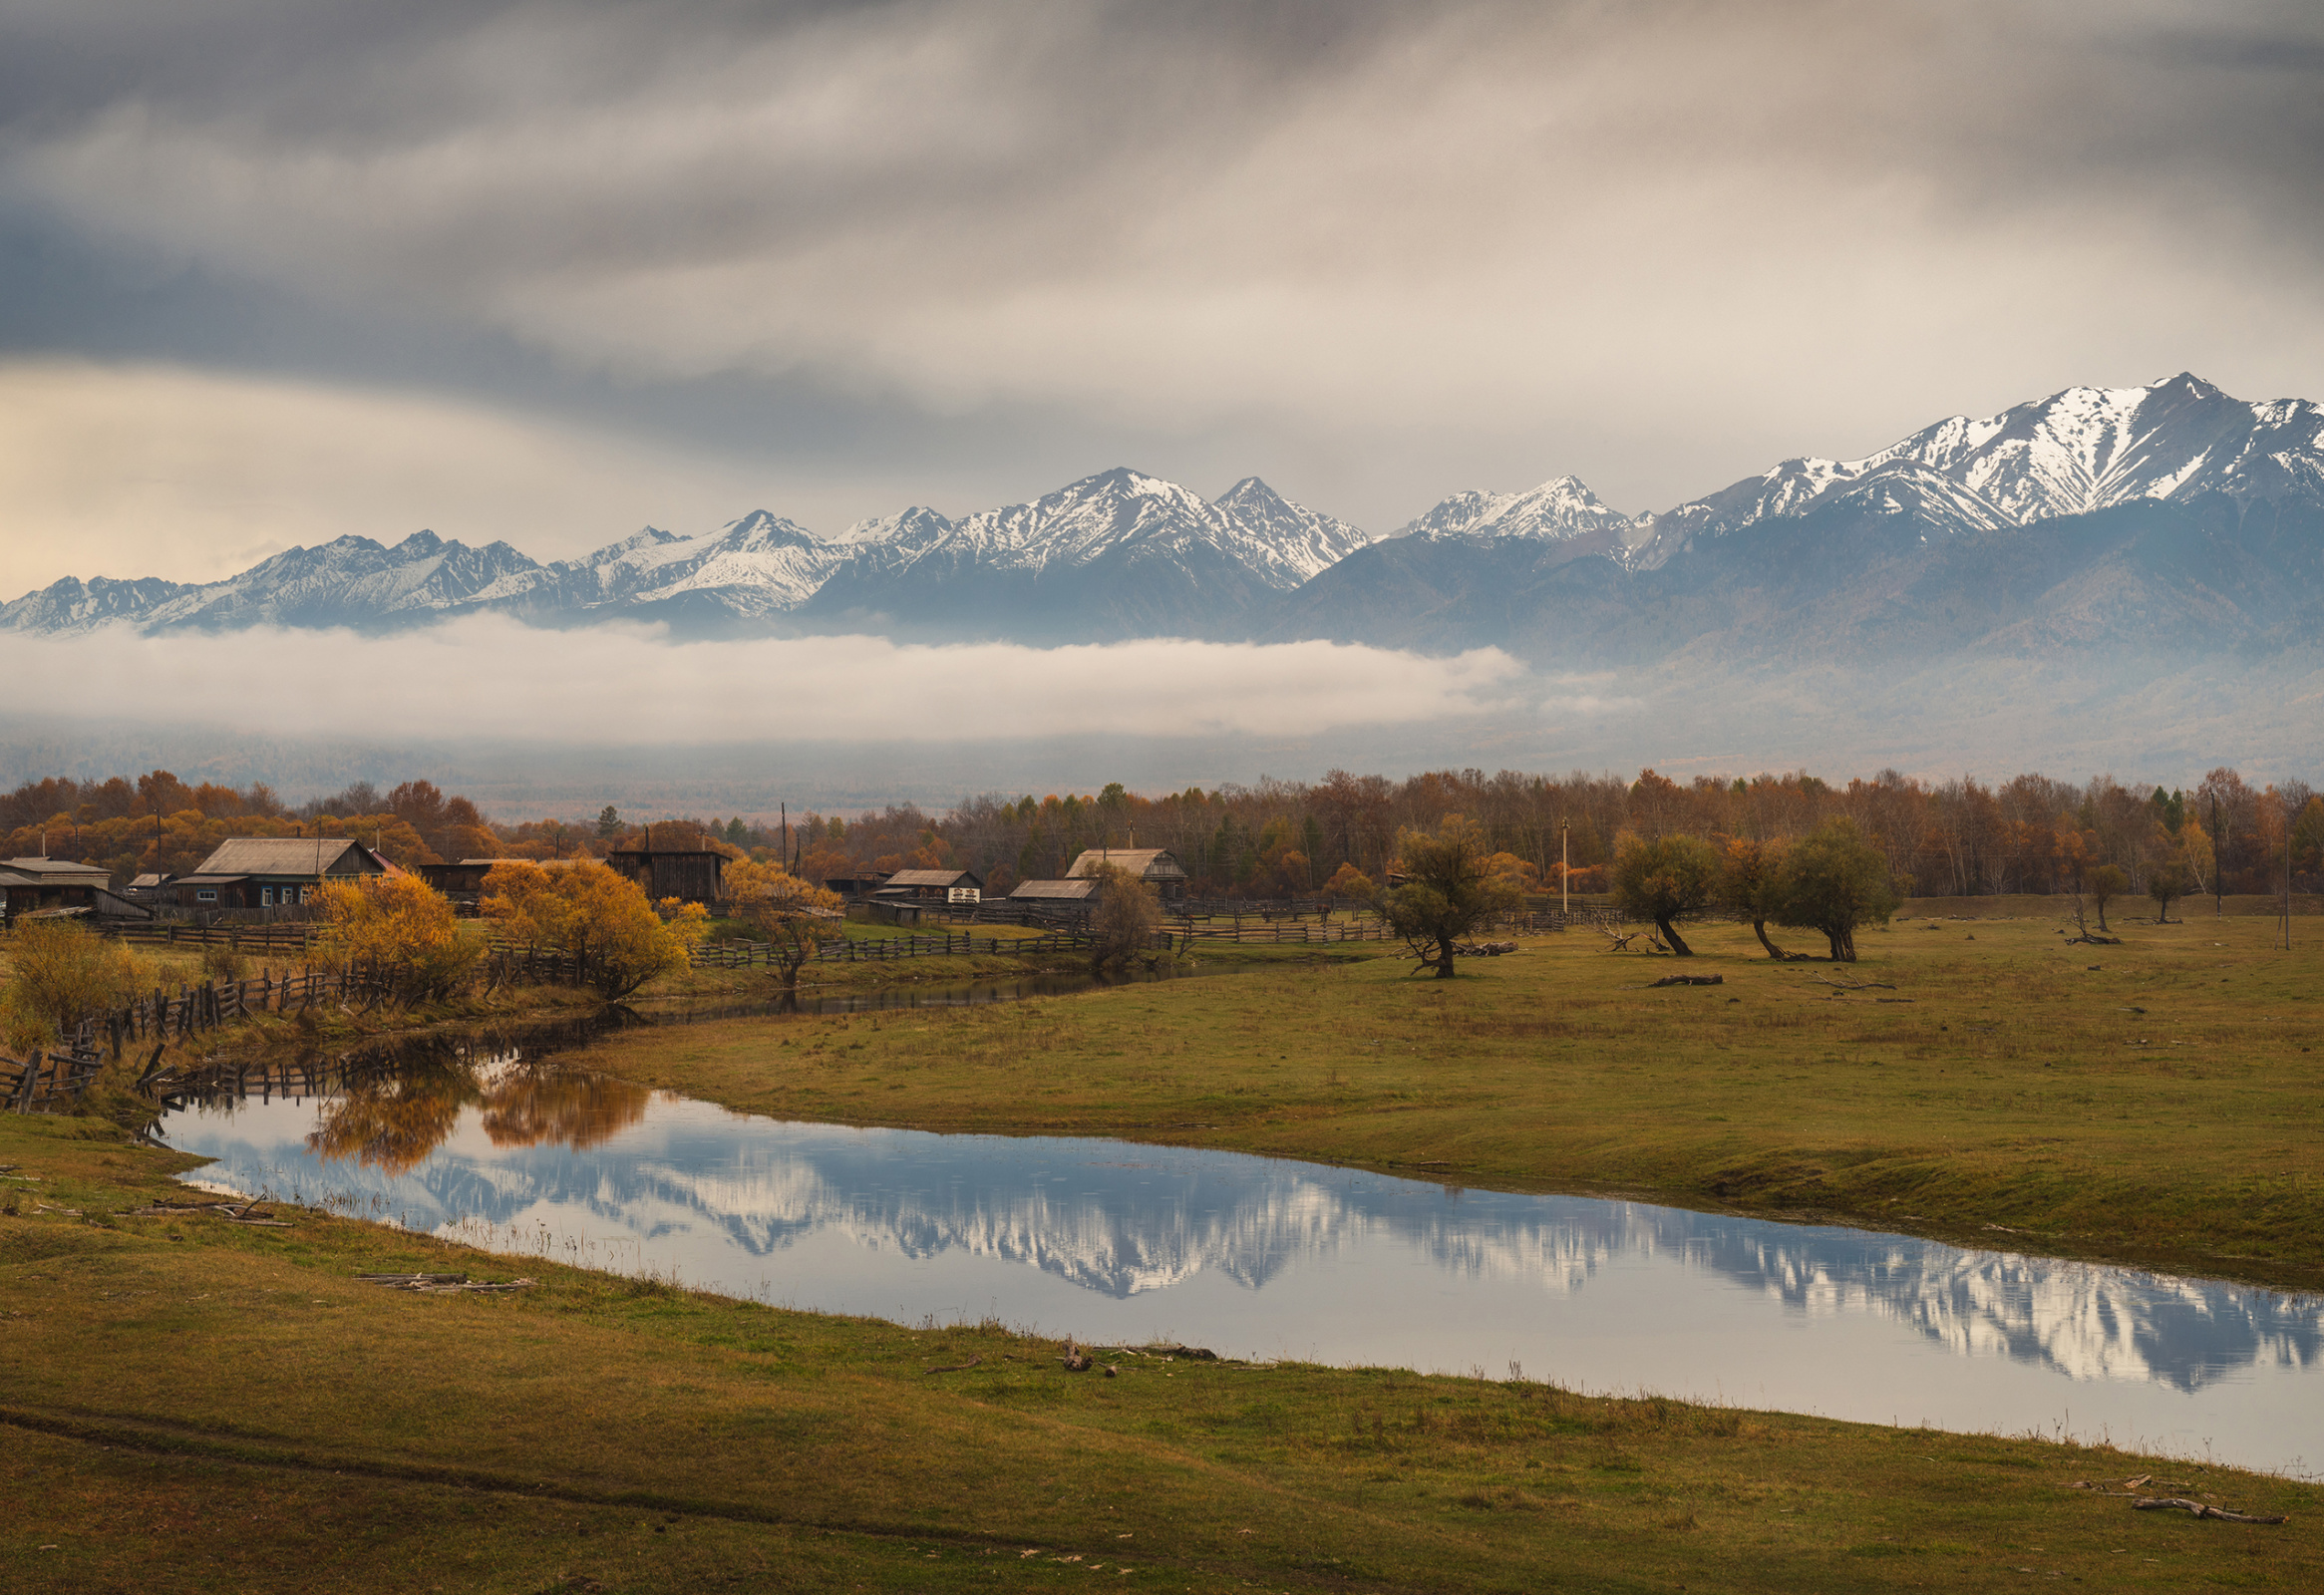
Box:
[584, 910, 2324, 1291]
[6, 904, 2322, 1591]
[5, 1111, 2320, 1593]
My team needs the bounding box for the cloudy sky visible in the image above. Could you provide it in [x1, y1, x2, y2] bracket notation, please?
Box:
[5, 0, 2324, 597]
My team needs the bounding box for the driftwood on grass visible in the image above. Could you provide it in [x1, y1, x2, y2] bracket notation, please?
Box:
[1596, 928, 1640, 953]
[1060, 1342, 1093, 1372]
[2136, 1497, 2286, 1523]
[1648, 974, 1724, 988]
[1807, 974, 1896, 993]
[355, 1273, 537, 1294]
[2071, 1477, 2286, 1523]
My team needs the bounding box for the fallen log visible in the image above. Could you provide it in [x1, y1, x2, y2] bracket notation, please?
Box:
[355, 1273, 538, 1294]
[2134, 1497, 2286, 1524]
[1647, 974, 1724, 988]
[1060, 1342, 1093, 1372]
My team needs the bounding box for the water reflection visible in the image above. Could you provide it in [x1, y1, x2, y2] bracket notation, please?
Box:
[307, 1054, 649, 1175]
[157, 1066, 2324, 1474]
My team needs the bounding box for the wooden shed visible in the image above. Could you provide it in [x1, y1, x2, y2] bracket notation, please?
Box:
[605, 844, 728, 904]
[877, 868, 985, 904]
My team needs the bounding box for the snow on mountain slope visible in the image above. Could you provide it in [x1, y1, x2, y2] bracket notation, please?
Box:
[1393, 476, 1630, 543]
[1208, 477, 1374, 583]
[1630, 373, 2324, 567]
[126, 531, 546, 631]
[821, 469, 1365, 595]
[568, 511, 839, 615]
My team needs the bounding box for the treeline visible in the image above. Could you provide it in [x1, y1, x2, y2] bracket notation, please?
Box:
[7, 764, 2320, 901]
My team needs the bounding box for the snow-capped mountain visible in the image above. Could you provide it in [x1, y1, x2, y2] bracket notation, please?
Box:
[806, 469, 1371, 639]
[1628, 372, 2324, 565]
[0, 472, 1369, 641]
[1394, 475, 1633, 545]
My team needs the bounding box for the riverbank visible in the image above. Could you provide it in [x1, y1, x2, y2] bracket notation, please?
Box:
[583, 912, 2324, 1293]
[4, 1109, 2316, 1593]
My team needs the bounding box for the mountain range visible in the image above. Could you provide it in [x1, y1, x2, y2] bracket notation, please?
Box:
[9, 373, 2321, 662]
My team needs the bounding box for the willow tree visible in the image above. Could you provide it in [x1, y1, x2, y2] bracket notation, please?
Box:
[1716, 835, 1801, 960]
[1612, 831, 1720, 956]
[1771, 817, 1899, 962]
[726, 858, 846, 991]
[1382, 815, 1523, 978]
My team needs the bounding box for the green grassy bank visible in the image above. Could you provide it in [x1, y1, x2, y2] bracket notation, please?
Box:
[4, 1112, 2318, 1593]
[585, 913, 2324, 1291]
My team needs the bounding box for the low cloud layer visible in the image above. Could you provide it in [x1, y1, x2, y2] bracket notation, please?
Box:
[4, 617, 1525, 745]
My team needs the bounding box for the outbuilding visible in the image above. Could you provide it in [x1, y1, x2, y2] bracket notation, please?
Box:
[604, 841, 728, 904]
[877, 868, 985, 905]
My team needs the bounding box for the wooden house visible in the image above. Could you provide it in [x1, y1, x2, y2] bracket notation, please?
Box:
[0, 857, 120, 919]
[877, 868, 984, 904]
[824, 870, 892, 903]
[605, 843, 728, 904]
[171, 836, 387, 910]
[1065, 848, 1188, 901]
[416, 858, 508, 909]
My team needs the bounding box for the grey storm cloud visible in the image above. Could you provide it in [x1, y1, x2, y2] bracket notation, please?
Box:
[5, 0, 2324, 571]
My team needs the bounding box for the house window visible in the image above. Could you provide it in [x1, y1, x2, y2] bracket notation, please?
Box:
[196, 889, 217, 902]
[261, 887, 275, 906]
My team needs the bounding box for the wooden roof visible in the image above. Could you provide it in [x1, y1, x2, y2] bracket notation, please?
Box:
[1065, 848, 1185, 880]
[1009, 877, 1100, 900]
[190, 837, 377, 877]
[881, 868, 984, 889]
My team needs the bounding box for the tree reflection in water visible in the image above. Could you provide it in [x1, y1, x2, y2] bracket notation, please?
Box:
[306, 1048, 647, 1174]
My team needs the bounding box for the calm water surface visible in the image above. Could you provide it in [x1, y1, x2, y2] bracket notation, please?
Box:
[156, 1046, 2324, 1475]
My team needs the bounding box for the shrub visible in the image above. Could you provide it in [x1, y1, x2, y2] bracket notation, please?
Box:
[482, 858, 692, 1000]
[724, 858, 844, 991]
[314, 874, 487, 1006]
[1084, 864, 1163, 972]
[1, 920, 148, 1053]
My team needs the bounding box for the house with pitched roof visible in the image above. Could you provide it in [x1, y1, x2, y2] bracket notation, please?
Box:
[171, 836, 390, 910]
[1064, 848, 1188, 900]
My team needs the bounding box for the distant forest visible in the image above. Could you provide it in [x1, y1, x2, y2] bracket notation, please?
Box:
[3, 766, 2318, 901]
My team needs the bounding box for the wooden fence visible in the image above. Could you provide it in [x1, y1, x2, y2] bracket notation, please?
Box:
[3, 1021, 114, 1114]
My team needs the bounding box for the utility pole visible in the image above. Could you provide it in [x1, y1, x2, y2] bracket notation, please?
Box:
[1561, 824, 1569, 919]
[781, 803, 788, 874]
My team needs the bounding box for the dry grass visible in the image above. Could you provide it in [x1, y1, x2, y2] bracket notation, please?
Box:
[5, 1111, 2321, 1592]
[585, 911, 2324, 1290]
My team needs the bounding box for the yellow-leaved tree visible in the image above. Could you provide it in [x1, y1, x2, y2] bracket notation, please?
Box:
[1, 919, 149, 1054]
[481, 859, 693, 1000]
[314, 874, 487, 1007]
[725, 858, 844, 991]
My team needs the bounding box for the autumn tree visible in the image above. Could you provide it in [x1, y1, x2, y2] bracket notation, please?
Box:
[2147, 855, 2190, 923]
[1716, 835, 1800, 960]
[1770, 818, 1899, 962]
[1085, 863, 1163, 972]
[482, 859, 693, 1000]
[2084, 863, 2128, 932]
[1382, 815, 1523, 978]
[1612, 831, 1721, 956]
[725, 857, 844, 991]
[314, 874, 487, 1006]
[0, 920, 148, 1053]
